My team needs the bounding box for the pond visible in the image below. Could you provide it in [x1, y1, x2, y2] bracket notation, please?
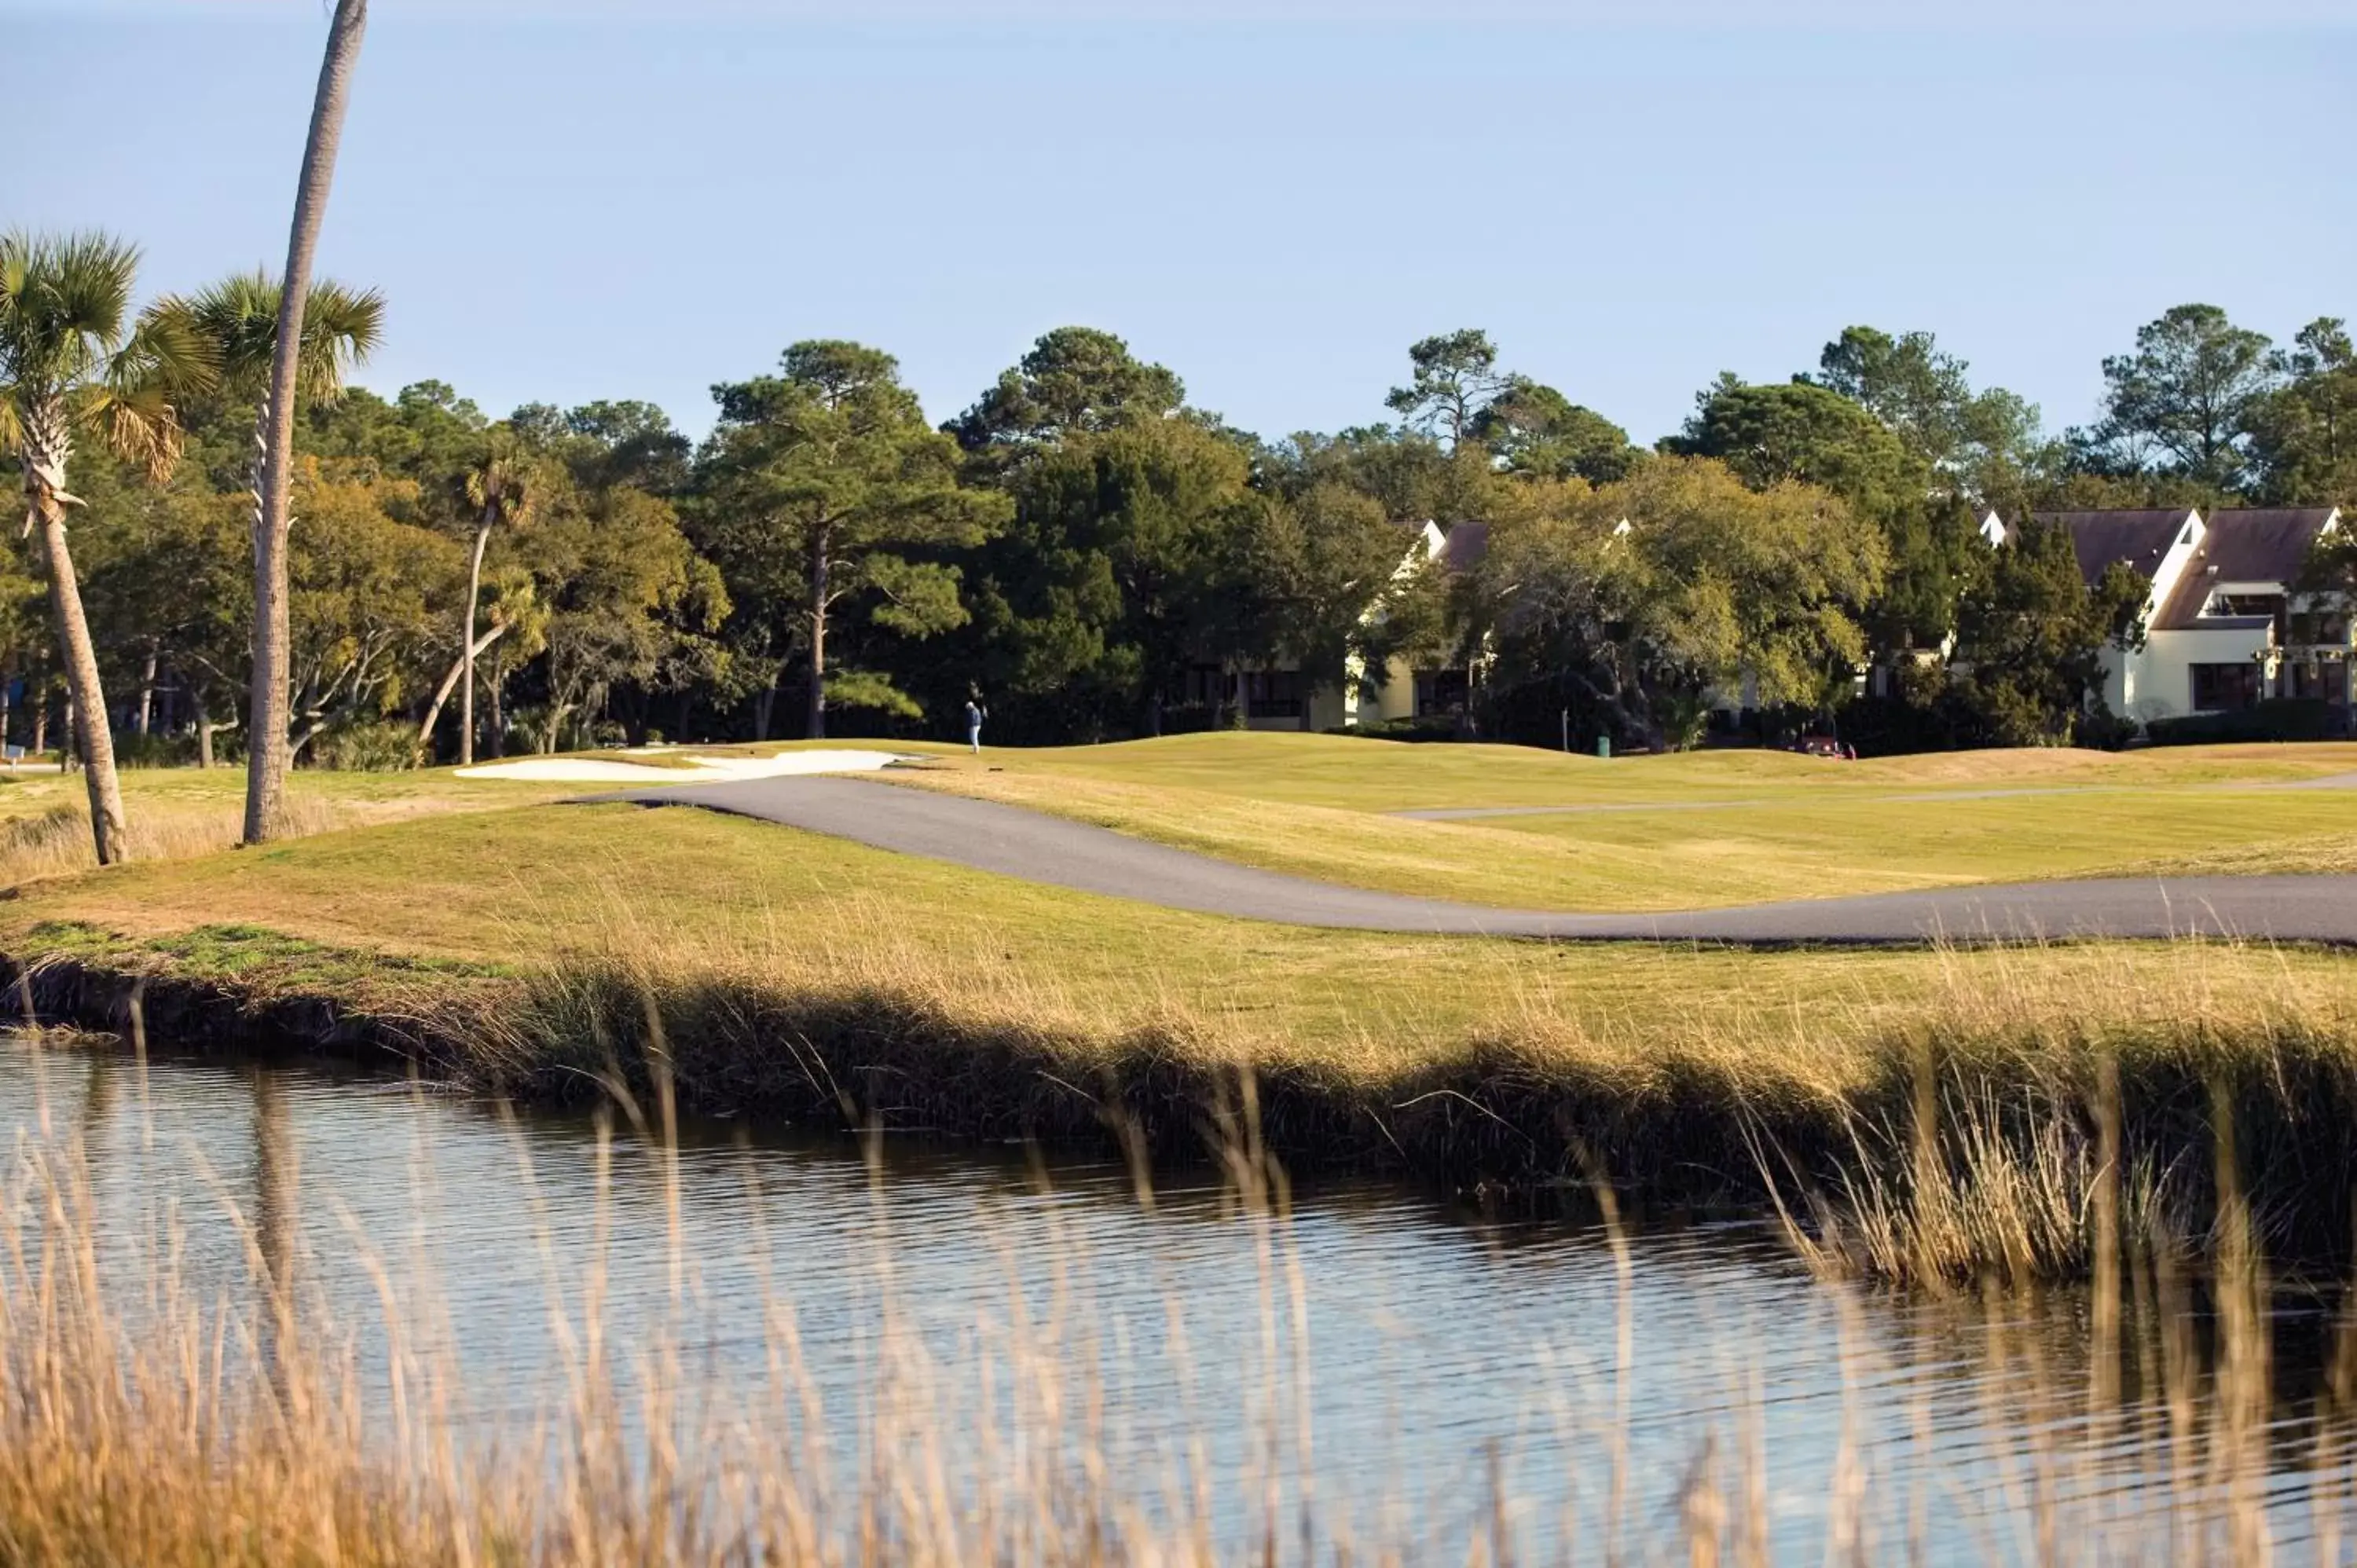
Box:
[4, 1040, 2349, 1563]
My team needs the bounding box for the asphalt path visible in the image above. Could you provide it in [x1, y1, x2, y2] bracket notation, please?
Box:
[592, 775, 2357, 947]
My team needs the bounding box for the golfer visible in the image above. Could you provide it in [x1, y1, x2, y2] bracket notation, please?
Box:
[965, 697, 986, 754]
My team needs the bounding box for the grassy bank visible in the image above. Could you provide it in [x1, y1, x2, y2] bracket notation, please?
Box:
[5, 765, 2357, 1280]
[893, 733, 2357, 910]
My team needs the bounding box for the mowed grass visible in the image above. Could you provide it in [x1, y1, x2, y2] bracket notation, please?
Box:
[6, 799, 2353, 1078]
[877, 733, 2357, 910]
[914, 731, 2357, 808]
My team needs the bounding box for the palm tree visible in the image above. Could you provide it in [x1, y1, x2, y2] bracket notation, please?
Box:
[247, 0, 370, 846]
[189, 274, 382, 734]
[189, 271, 383, 412]
[0, 233, 212, 865]
[456, 440, 534, 765]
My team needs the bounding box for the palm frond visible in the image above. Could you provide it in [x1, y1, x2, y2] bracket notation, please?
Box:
[295, 278, 386, 405]
[93, 383, 185, 483]
[39, 233, 138, 345]
[187, 269, 284, 387]
[122, 297, 220, 400]
[0, 232, 137, 395]
[189, 269, 384, 404]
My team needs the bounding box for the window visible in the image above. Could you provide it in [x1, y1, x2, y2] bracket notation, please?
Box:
[2289, 657, 2350, 702]
[2190, 662, 2261, 712]
[1417, 669, 1469, 717]
[2205, 592, 2285, 621]
[1244, 670, 1303, 720]
[2289, 608, 2351, 647]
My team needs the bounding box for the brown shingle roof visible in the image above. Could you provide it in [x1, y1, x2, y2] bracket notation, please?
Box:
[2152, 507, 2340, 631]
[1435, 522, 1490, 573]
[2025, 509, 2197, 591]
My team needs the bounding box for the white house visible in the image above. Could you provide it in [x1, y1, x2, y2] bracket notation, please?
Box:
[1988, 507, 2348, 720]
[1186, 519, 1490, 731]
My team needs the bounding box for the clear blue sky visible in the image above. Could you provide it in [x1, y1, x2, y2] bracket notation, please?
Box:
[9, 2, 2351, 448]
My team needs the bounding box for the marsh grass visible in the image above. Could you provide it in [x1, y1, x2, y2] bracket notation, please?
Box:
[0, 1023, 2352, 1564]
[413, 899, 2357, 1287]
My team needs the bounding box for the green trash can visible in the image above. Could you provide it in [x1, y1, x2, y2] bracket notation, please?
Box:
[1595, 735, 1611, 760]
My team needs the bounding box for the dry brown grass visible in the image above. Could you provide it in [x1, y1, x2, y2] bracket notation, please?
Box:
[421, 901, 2357, 1284]
[0, 793, 353, 883]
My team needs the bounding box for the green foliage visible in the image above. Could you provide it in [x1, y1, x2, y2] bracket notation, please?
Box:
[1472, 457, 1887, 750]
[2087, 304, 2276, 492]
[2251, 319, 2357, 507]
[285, 459, 464, 753]
[307, 719, 421, 771]
[14, 262, 2350, 768]
[1665, 376, 1920, 522]
[1805, 324, 2048, 508]
[186, 271, 382, 406]
[0, 230, 214, 482]
[698, 341, 1007, 733]
[981, 416, 1258, 735]
[948, 327, 1184, 459]
[1947, 520, 2132, 747]
[1385, 329, 1508, 449]
[1471, 378, 1640, 482]
[2145, 698, 2344, 746]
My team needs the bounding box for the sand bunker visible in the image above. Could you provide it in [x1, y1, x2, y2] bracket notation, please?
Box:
[455, 749, 909, 783]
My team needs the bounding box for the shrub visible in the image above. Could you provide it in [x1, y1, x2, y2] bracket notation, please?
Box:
[2072, 706, 2140, 752]
[2145, 698, 2348, 746]
[111, 731, 196, 768]
[307, 721, 422, 772]
[1325, 716, 1462, 743]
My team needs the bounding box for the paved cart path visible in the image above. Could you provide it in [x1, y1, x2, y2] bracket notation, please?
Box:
[593, 775, 2357, 946]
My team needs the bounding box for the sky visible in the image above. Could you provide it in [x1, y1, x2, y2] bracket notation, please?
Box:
[6, 2, 2352, 449]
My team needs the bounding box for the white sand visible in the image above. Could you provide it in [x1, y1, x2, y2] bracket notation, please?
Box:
[453, 749, 911, 783]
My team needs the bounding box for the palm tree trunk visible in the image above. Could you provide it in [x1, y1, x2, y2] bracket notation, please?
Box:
[488, 648, 506, 758]
[245, 0, 369, 846]
[458, 517, 490, 765]
[27, 489, 130, 864]
[416, 619, 508, 757]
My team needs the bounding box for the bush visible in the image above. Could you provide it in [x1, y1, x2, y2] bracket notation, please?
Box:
[111, 731, 197, 768]
[2072, 707, 2140, 752]
[2145, 698, 2348, 747]
[1323, 716, 1463, 743]
[307, 721, 422, 772]
[1152, 701, 1223, 736]
[1827, 694, 1958, 757]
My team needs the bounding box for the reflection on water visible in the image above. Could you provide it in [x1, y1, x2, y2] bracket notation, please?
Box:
[5, 1041, 2353, 1562]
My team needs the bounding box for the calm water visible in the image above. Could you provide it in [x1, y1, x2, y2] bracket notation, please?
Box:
[4, 1041, 2352, 1563]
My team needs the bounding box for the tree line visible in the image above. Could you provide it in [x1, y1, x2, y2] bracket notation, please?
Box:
[8, 244, 2355, 826]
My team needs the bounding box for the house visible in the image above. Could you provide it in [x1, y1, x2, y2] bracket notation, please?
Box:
[1996, 507, 2347, 720]
[1183, 519, 1489, 732]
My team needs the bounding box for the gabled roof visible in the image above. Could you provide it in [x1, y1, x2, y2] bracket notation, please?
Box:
[1434, 522, 1489, 573]
[2152, 507, 2340, 631]
[2025, 509, 2198, 591]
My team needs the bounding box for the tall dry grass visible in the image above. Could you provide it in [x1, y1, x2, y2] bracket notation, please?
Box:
[0, 793, 348, 884]
[0, 1024, 2351, 1564]
[438, 903, 2357, 1286]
